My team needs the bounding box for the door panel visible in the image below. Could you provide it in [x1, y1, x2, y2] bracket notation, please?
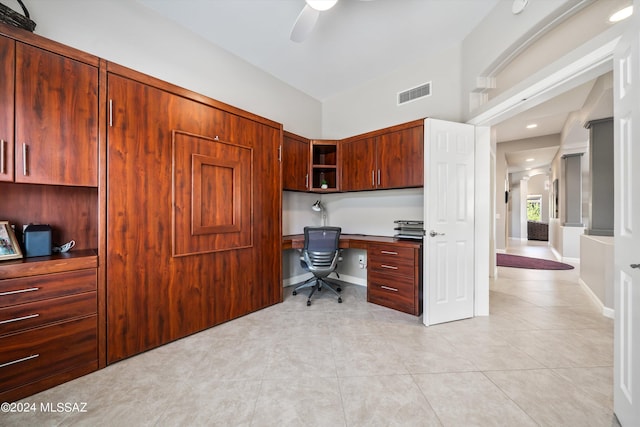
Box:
[614, 5, 640, 423]
[0, 36, 14, 182]
[424, 119, 475, 326]
[341, 137, 376, 191]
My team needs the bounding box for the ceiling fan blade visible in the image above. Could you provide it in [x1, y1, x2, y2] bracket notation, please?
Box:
[290, 5, 320, 43]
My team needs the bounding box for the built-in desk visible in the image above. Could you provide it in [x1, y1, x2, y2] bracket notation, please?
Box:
[282, 234, 423, 316]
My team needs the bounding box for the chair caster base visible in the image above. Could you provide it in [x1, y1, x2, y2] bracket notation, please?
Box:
[306, 300, 311, 306]
[338, 297, 342, 303]
[337, 287, 342, 292]
[292, 290, 297, 296]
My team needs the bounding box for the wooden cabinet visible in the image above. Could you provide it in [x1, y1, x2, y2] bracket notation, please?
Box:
[367, 242, 422, 315]
[341, 120, 423, 191]
[106, 66, 282, 363]
[310, 139, 339, 191]
[283, 131, 310, 191]
[0, 35, 14, 182]
[0, 254, 98, 403]
[0, 32, 98, 186]
[15, 42, 98, 186]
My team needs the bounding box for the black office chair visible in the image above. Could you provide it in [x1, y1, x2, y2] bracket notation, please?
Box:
[292, 226, 343, 306]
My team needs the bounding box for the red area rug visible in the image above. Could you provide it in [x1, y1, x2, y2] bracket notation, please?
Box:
[497, 253, 574, 270]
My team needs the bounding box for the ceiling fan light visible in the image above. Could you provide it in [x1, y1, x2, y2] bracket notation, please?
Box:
[306, 0, 338, 12]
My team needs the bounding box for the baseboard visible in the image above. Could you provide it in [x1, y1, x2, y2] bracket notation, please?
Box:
[578, 278, 614, 318]
[495, 248, 507, 254]
[550, 247, 562, 261]
[562, 257, 580, 264]
[282, 273, 312, 287]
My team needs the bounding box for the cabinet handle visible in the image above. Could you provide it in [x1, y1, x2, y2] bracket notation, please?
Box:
[372, 170, 375, 187]
[381, 285, 399, 292]
[278, 145, 282, 162]
[380, 250, 398, 255]
[305, 173, 309, 189]
[22, 143, 28, 176]
[0, 354, 40, 369]
[0, 139, 4, 174]
[378, 169, 381, 186]
[380, 264, 399, 270]
[0, 287, 39, 297]
[109, 99, 113, 127]
[0, 313, 39, 325]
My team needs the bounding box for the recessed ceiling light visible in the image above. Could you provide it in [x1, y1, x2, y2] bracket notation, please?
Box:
[526, 123, 538, 129]
[609, 5, 633, 22]
[526, 158, 535, 162]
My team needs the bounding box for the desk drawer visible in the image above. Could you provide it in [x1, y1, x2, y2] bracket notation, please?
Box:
[0, 316, 97, 394]
[0, 292, 96, 336]
[0, 269, 96, 308]
[368, 247, 415, 278]
[367, 272, 417, 314]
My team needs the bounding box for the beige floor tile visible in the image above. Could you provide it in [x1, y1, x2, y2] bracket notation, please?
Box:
[485, 369, 614, 427]
[252, 377, 345, 427]
[414, 371, 537, 426]
[339, 375, 441, 426]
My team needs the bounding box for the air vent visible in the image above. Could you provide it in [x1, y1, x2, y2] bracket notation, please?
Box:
[397, 82, 432, 105]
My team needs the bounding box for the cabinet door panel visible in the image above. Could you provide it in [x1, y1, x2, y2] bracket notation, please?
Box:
[341, 137, 376, 191]
[283, 132, 309, 191]
[377, 126, 423, 189]
[15, 43, 98, 186]
[0, 35, 14, 182]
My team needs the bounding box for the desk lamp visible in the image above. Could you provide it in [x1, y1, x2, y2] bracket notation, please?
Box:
[311, 200, 327, 226]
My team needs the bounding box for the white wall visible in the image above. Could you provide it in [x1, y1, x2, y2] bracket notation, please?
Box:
[25, 0, 321, 137]
[321, 45, 463, 139]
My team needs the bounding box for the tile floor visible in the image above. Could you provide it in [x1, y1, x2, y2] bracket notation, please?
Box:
[3, 241, 618, 426]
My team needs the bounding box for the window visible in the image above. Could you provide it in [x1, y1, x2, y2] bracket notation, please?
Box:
[527, 195, 542, 222]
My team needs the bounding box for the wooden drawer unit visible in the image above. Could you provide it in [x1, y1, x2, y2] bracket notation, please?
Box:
[0, 316, 97, 397]
[367, 243, 422, 316]
[0, 265, 98, 402]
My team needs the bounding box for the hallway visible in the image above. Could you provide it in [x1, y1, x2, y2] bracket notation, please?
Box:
[2, 240, 617, 426]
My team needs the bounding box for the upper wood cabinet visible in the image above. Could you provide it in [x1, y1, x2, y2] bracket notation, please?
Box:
[0, 35, 14, 182]
[341, 135, 376, 191]
[11, 41, 98, 186]
[341, 120, 424, 191]
[282, 131, 310, 191]
[310, 139, 339, 191]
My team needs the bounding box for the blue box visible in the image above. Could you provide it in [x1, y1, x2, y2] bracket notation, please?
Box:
[24, 224, 52, 257]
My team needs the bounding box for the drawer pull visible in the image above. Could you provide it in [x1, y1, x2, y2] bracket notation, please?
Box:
[380, 285, 399, 292]
[380, 264, 399, 270]
[0, 287, 40, 297]
[380, 251, 398, 255]
[0, 354, 40, 369]
[0, 313, 39, 325]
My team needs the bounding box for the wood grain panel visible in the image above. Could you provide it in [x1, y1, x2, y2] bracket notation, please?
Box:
[377, 125, 424, 189]
[282, 131, 309, 191]
[0, 183, 98, 251]
[15, 42, 98, 186]
[107, 72, 281, 363]
[340, 136, 376, 191]
[0, 269, 96, 308]
[0, 35, 14, 182]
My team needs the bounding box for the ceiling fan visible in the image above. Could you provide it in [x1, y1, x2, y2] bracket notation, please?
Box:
[290, 0, 372, 43]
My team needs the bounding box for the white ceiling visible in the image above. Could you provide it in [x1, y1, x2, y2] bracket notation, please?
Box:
[137, 0, 500, 101]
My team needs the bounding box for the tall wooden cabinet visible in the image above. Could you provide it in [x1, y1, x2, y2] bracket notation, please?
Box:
[106, 65, 282, 362]
[0, 24, 101, 403]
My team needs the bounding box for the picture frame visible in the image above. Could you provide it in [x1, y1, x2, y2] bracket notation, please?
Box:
[0, 221, 23, 261]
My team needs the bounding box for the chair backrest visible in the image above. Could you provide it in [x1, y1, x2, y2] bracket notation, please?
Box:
[302, 226, 341, 275]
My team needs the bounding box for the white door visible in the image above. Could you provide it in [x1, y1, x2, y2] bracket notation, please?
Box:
[424, 118, 475, 326]
[614, 3, 640, 424]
